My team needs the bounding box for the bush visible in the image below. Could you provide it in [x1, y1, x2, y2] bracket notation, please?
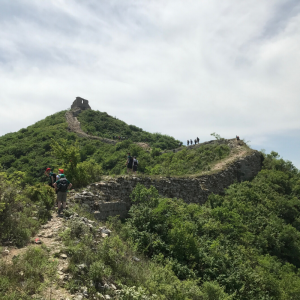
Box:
[0, 173, 54, 247]
[123, 164, 300, 300]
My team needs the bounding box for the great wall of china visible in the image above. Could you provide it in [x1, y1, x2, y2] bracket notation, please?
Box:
[66, 97, 264, 220]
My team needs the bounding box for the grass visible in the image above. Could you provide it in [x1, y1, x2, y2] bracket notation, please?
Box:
[0, 246, 58, 299]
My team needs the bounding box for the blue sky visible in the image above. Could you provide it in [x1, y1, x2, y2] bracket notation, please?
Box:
[0, 0, 299, 168]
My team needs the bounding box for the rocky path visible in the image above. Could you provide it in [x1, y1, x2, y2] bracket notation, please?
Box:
[3, 213, 74, 300]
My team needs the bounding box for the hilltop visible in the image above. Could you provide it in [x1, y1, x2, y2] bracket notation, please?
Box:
[0, 99, 180, 183]
[0, 98, 252, 185]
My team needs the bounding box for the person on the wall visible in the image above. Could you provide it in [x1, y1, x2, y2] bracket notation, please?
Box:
[132, 157, 138, 174]
[126, 152, 133, 174]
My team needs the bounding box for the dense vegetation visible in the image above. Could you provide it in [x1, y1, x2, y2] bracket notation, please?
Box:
[3, 108, 300, 298]
[118, 152, 300, 299]
[0, 111, 76, 184]
[59, 205, 231, 299]
[0, 171, 55, 247]
[0, 109, 233, 185]
[84, 139, 231, 177]
[77, 109, 180, 150]
[1, 144, 300, 298]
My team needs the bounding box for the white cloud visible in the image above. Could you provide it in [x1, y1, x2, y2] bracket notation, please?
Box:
[0, 0, 299, 167]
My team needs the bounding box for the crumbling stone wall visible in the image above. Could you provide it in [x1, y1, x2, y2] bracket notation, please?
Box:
[71, 97, 91, 110]
[71, 151, 263, 220]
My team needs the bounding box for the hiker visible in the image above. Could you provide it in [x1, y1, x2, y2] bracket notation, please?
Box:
[133, 156, 138, 174]
[187, 140, 189, 146]
[53, 174, 72, 215]
[190, 139, 193, 145]
[197, 137, 199, 143]
[236, 135, 240, 141]
[56, 169, 64, 181]
[126, 152, 133, 174]
[45, 168, 56, 188]
[194, 139, 197, 145]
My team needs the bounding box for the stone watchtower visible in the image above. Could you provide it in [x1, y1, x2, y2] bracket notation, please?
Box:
[71, 97, 91, 110]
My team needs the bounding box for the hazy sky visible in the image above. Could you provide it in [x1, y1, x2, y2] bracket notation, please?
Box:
[1, 0, 299, 167]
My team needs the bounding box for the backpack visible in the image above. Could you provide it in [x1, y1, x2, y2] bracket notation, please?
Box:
[57, 178, 68, 192]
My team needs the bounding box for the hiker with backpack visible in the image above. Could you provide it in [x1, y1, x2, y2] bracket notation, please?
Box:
[53, 174, 72, 215]
[126, 152, 133, 174]
[197, 137, 200, 144]
[187, 140, 189, 146]
[45, 168, 56, 188]
[132, 156, 138, 174]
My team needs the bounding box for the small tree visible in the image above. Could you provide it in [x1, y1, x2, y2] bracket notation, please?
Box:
[210, 132, 224, 140]
[50, 139, 102, 188]
[50, 139, 80, 183]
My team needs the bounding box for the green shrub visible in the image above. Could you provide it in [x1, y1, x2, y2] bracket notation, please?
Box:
[123, 155, 300, 299]
[89, 261, 112, 282]
[0, 173, 54, 247]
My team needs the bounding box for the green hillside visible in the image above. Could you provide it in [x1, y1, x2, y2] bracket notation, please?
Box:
[1, 151, 300, 299]
[77, 109, 180, 150]
[0, 109, 234, 185]
[1, 109, 300, 299]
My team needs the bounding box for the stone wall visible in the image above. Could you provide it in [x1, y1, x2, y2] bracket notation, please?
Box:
[70, 151, 263, 221]
[71, 97, 91, 110]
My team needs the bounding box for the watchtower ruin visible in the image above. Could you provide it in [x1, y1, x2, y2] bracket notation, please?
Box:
[71, 97, 91, 110]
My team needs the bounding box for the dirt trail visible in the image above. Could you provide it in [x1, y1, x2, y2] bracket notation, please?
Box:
[66, 111, 117, 145]
[211, 147, 247, 171]
[2, 213, 73, 300]
[66, 110, 151, 150]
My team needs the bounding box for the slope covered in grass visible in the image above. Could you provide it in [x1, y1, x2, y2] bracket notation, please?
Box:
[88, 139, 232, 176]
[0, 108, 236, 184]
[0, 111, 77, 184]
[77, 109, 180, 150]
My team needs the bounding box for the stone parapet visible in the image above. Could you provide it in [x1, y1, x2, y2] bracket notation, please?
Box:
[70, 151, 263, 220]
